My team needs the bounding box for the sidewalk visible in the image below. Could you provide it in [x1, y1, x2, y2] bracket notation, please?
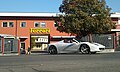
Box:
[0, 53, 19, 56]
[0, 51, 48, 56]
[0, 49, 119, 56]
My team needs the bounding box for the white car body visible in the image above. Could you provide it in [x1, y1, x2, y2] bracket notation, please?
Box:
[48, 38, 105, 54]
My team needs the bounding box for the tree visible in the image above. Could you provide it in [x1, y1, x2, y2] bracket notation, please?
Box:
[56, 0, 115, 38]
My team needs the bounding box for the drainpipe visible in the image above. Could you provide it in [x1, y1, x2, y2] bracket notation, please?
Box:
[18, 39, 20, 55]
[15, 17, 20, 55]
[15, 17, 18, 38]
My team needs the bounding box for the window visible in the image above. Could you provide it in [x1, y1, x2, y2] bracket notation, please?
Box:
[54, 22, 58, 27]
[2, 22, 14, 27]
[21, 22, 26, 27]
[9, 22, 14, 27]
[34, 22, 40, 27]
[41, 22, 46, 28]
[2, 22, 7, 27]
[118, 20, 120, 24]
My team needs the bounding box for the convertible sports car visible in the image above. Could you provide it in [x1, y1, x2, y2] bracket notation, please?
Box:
[47, 38, 105, 54]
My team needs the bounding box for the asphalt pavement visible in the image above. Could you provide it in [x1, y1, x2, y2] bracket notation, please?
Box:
[0, 52, 120, 72]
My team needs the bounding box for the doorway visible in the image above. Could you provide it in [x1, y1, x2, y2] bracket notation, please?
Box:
[20, 42, 25, 54]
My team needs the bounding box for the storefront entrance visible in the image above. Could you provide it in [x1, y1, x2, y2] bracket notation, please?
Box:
[30, 34, 50, 51]
[30, 28, 50, 52]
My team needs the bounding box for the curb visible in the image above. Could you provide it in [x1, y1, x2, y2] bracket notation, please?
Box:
[0, 53, 19, 56]
[98, 49, 115, 53]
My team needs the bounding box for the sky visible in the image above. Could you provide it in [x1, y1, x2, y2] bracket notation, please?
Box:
[0, 0, 119, 13]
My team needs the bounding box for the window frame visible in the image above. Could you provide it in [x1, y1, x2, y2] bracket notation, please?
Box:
[41, 22, 46, 28]
[34, 22, 40, 27]
[54, 22, 58, 28]
[2, 22, 8, 27]
[20, 22, 26, 27]
[9, 22, 14, 27]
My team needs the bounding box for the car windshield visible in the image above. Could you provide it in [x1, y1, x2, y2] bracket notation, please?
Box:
[63, 38, 77, 43]
[63, 38, 85, 43]
[74, 38, 89, 42]
[74, 38, 81, 42]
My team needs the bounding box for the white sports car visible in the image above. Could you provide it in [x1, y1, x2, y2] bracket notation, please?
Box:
[48, 38, 105, 54]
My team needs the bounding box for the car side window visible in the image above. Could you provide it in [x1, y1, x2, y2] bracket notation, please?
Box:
[64, 39, 68, 43]
[64, 39, 73, 43]
[69, 40, 73, 43]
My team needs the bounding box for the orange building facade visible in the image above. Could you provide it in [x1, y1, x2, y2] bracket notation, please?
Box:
[111, 13, 120, 51]
[0, 13, 75, 54]
[1, 12, 120, 54]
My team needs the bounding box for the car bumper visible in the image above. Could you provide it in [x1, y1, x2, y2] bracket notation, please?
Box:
[90, 46, 105, 52]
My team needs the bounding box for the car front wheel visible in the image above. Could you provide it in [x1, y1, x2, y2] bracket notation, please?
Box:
[48, 46, 57, 54]
[80, 44, 90, 54]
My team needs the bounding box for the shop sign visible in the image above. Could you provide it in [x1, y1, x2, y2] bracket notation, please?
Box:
[30, 28, 50, 34]
[31, 36, 49, 43]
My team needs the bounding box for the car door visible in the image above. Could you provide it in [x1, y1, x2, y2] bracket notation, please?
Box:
[62, 39, 79, 51]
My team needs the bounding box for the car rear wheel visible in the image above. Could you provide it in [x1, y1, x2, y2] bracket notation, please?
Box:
[48, 46, 57, 54]
[80, 44, 90, 54]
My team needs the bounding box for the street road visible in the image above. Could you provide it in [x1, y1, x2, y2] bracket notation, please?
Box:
[0, 52, 120, 72]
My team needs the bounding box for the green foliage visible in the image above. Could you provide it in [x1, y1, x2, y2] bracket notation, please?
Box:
[56, 0, 115, 38]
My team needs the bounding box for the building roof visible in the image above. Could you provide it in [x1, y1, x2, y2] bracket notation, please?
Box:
[0, 12, 61, 17]
[111, 13, 120, 18]
[0, 12, 119, 18]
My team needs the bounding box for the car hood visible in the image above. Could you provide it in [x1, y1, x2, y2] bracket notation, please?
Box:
[80, 42, 105, 47]
[92, 42, 105, 47]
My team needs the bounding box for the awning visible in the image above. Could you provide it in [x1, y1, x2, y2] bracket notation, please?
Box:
[19, 36, 28, 39]
[0, 34, 28, 39]
[0, 34, 14, 37]
[0, 34, 15, 38]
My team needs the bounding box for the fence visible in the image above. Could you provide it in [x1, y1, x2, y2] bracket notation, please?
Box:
[81, 34, 114, 49]
[0, 38, 18, 54]
[0, 38, 1, 52]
